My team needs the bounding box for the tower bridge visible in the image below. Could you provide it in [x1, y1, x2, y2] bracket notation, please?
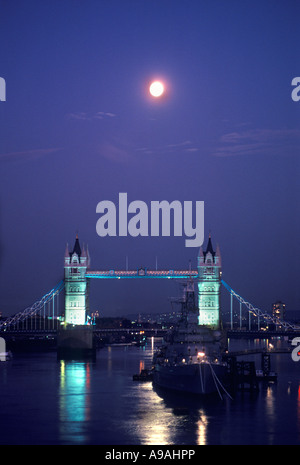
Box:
[0, 233, 299, 334]
[64, 233, 221, 329]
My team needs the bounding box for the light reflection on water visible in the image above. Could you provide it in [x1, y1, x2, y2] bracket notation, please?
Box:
[123, 381, 177, 445]
[2, 337, 299, 444]
[54, 337, 300, 445]
[56, 340, 214, 445]
[59, 360, 92, 444]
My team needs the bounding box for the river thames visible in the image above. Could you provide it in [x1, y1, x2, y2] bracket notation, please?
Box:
[0, 337, 299, 445]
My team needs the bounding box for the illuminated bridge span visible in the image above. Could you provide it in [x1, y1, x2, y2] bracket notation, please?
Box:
[86, 269, 198, 279]
[1, 234, 299, 333]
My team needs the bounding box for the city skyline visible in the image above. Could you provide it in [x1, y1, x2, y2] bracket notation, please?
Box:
[0, 1, 299, 317]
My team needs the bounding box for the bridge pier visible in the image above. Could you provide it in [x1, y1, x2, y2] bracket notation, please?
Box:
[57, 325, 95, 359]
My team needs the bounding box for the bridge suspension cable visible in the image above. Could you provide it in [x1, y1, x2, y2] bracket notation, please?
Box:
[0, 280, 65, 331]
[221, 280, 300, 331]
[2, 277, 298, 332]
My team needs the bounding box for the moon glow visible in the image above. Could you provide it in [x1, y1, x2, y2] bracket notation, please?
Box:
[149, 81, 164, 97]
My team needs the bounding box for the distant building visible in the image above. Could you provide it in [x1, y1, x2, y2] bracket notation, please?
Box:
[272, 300, 286, 321]
[271, 301, 286, 331]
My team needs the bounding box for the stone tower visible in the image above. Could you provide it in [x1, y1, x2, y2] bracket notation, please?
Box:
[64, 235, 90, 325]
[197, 234, 222, 329]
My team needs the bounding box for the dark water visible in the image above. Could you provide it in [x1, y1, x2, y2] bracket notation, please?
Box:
[0, 337, 300, 445]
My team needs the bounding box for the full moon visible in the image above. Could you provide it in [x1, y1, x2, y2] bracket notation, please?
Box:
[149, 81, 164, 97]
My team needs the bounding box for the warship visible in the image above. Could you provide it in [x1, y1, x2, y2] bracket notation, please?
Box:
[152, 235, 228, 396]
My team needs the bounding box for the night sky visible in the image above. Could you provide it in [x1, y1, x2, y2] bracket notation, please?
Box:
[0, 0, 299, 318]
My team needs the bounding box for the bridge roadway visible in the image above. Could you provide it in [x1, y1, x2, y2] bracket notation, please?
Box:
[1, 328, 296, 358]
[86, 269, 198, 279]
[2, 327, 300, 341]
[0, 327, 168, 338]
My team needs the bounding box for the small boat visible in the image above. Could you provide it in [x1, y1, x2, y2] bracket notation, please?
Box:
[0, 350, 13, 362]
[133, 369, 153, 381]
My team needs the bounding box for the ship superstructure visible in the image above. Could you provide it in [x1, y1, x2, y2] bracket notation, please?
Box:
[153, 235, 227, 395]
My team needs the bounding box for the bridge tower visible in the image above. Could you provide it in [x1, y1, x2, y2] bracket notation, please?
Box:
[64, 234, 90, 325]
[197, 234, 222, 329]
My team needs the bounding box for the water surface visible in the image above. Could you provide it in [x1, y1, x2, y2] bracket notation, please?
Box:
[0, 337, 299, 445]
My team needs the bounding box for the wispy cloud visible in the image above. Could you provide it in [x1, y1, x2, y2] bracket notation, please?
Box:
[66, 111, 116, 121]
[166, 140, 193, 149]
[213, 128, 300, 157]
[0, 147, 62, 163]
[96, 139, 199, 163]
[94, 112, 116, 119]
[136, 139, 200, 156]
[97, 142, 131, 163]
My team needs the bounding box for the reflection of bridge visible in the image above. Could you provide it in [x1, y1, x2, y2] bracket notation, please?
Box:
[0, 234, 299, 334]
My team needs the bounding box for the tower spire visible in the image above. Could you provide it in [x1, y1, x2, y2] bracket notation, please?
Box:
[70, 234, 81, 260]
[203, 233, 215, 262]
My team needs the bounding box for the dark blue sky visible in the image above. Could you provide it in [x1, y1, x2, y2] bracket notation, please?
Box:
[0, 0, 299, 317]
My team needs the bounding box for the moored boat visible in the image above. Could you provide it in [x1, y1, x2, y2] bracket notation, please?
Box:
[0, 350, 13, 362]
[152, 278, 228, 396]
